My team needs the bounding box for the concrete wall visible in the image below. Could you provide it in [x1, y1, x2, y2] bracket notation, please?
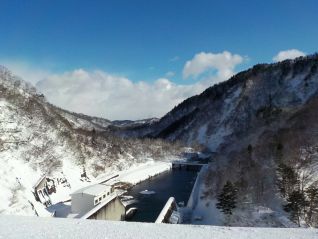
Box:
[88, 197, 125, 221]
[155, 197, 177, 223]
[71, 194, 95, 213]
[71, 186, 113, 214]
[34, 177, 47, 202]
[187, 165, 208, 209]
[93, 188, 112, 205]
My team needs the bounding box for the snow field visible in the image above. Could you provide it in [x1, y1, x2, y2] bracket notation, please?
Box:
[0, 215, 317, 239]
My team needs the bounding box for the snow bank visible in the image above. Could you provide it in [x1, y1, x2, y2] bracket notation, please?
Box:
[0, 216, 317, 239]
[107, 161, 171, 185]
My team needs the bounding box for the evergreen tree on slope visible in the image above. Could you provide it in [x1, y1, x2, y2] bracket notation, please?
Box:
[216, 181, 238, 216]
[284, 190, 308, 226]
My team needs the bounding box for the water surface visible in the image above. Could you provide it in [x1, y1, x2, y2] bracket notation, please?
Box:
[127, 169, 197, 222]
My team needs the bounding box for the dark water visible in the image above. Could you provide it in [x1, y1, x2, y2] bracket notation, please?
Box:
[126, 169, 197, 222]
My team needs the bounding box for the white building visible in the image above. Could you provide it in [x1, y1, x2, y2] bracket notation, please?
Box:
[70, 184, 113, 214]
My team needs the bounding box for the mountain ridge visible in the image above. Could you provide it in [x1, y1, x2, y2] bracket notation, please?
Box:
[111, 53, 318, 226]
[0, 65, 183, 216]
[2, 53, 318, 226]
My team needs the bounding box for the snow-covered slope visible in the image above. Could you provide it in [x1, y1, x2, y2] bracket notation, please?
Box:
[117, 54, 318, 148]
[0, 66, 183, 216]
[113, 54, 318, 227]
[3, 54, 318, 228]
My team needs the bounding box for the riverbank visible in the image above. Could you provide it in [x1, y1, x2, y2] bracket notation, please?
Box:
[45, 160, 174, 219]
[96, 160, 172, 186]
[184, 164, 297, 227]
[185, 164, 223, 225]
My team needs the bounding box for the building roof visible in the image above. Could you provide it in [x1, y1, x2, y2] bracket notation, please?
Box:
[71, 184, 111, 197]
[33, 175, 46, 190]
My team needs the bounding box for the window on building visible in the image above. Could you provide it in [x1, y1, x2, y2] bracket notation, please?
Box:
[99, 197, 102, 201]
[107, 192, 109, 196]
[103, 194, 106, 199]
[94, 199, 98, 204]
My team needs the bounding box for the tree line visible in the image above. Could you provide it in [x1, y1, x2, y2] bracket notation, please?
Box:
[277, 162, 318, 226]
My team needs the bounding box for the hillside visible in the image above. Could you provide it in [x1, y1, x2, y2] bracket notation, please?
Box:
[116, 54, 318, 147]
[2, 54, 318, 227]
[114, 54, 318, 226]
[0, 66, 183, 216]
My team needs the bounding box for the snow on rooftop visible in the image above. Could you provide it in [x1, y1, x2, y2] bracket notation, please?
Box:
[70, 184, 111, 196]
[33, 175, 46, 189]
[0, 216, 317, 239]
[110, 161, 171, 185]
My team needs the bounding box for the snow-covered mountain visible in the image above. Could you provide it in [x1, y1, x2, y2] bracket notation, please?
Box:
[116, 54, 318, 148]
[3, 54, 318, 227]
[114, 54, 318, 226]
[0, 66, 182, 216]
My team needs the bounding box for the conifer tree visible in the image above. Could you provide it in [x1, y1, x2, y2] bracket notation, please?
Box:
[216, 181, 238, 215]
[284, 190, 308, 226]
[306, 185, 318, 225]
[277, 163, 299, 198]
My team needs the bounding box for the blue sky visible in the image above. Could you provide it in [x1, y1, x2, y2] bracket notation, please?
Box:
[0, 0, 317, 119]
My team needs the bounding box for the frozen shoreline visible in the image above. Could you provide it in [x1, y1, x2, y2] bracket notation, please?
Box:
[96, 160, 172, 186]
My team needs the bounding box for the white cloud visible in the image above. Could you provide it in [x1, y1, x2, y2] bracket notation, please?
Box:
[1, 60, 51, 85]
[165, 71, 175, 78]
[183, 51, 244, 79]
[2, 50, 244, 120]
[272, 49, 306, 62]
[35, 69, 206, 120]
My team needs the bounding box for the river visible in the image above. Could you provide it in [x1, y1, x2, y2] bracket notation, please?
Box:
[126, 168, 198, 223]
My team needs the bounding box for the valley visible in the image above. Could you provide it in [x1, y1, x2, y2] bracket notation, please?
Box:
[2, 54, 318, 230]
[1, 1, 318, 238]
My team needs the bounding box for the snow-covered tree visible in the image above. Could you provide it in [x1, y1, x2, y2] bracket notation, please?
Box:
[284, 190, 308, 226]
[306, 185, 318, 226]
[277, 163, 299, 198]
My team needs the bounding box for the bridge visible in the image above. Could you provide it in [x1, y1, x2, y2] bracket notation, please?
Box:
[171, 161, 207, 171]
